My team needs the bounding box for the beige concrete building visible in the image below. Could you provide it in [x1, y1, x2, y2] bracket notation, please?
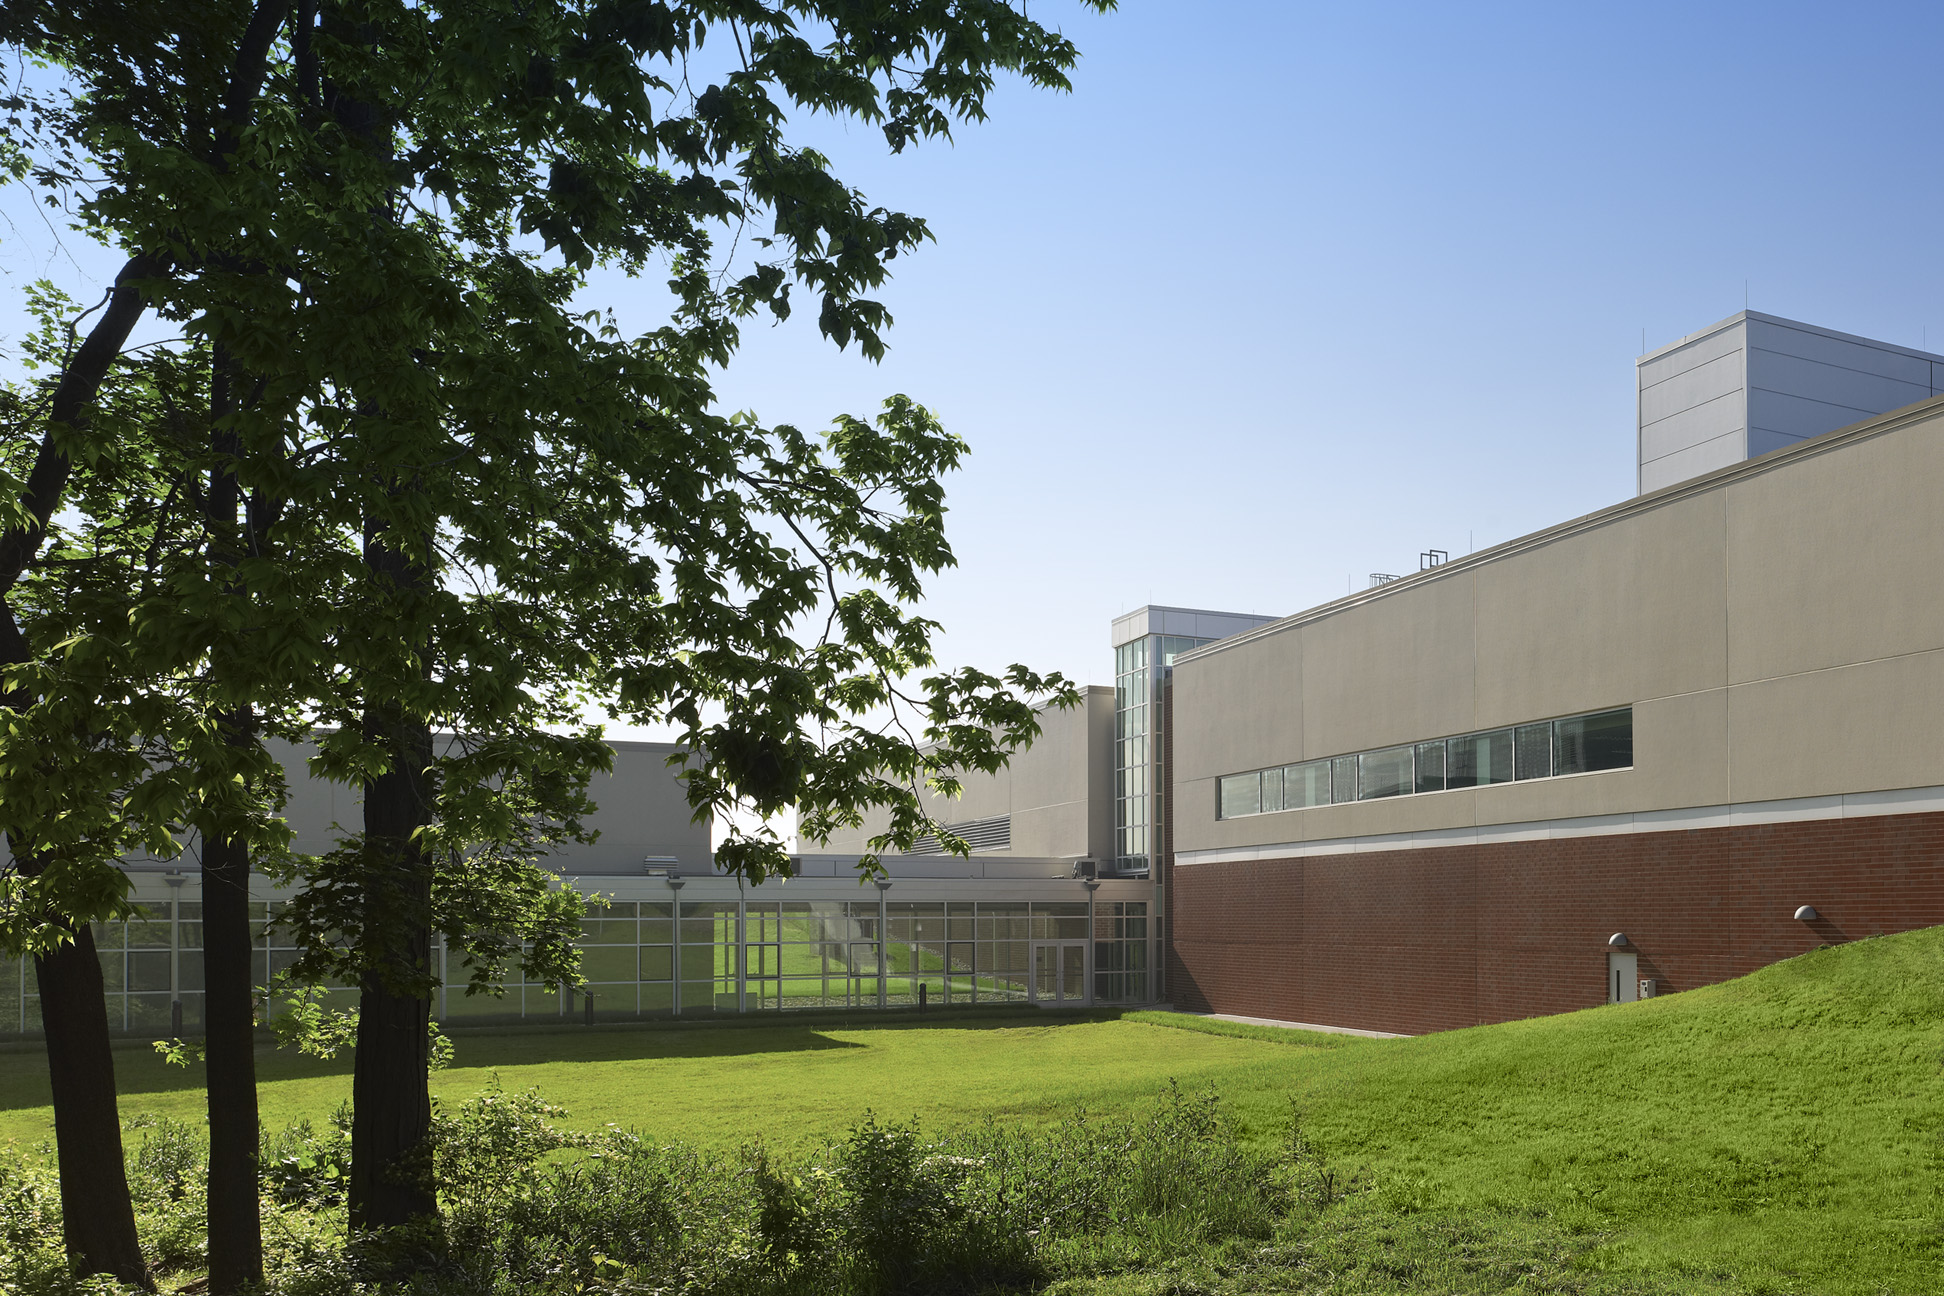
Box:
[17, 310, 1942, 1041]
[1174, 391, 1944, 855]
[1167, 381, 1944, 1033]
[816, 686, 1117, 864]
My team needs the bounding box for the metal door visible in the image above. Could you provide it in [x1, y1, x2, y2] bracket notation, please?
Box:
[1608, 950, 1639, 1003]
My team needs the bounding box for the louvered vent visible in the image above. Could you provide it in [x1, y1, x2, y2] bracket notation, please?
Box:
[909, 814, 1011, 855]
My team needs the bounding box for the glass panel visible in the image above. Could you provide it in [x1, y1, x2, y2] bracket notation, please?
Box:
[945, 941, 976, 1002]
[127, 950, 172, 994]
[679, 982, 721, 1014]
[442, 986, 514, 1019]
[1515, 723, 1553, 780]
[0, 959, 18, 1033]
[1330, 755, 1358, 803]
[678, 946, 715, 981]
[1284, 760, 1330, 809]
[747, 905, 783, 944]
[1033, 904, 1088, 941]
[1033, 946, 1056, 1000]
[846, 942, 881, 1006]
[1358, 746, 1414, 800]
[639, 946, 673, 982]
[128, 917, 172, 950]
[580, 946, 636, 983]
[580, 917, 638, 944]
[590, 985, 639, 1020]
[1061, 944, 1086, 1001]
[1414, 741, 1447, 794]
[1218, 774, 1260, 820]
[639, 903, 674, 944]
[1447, 729, 1514, 788]
[1555, 708, 1633, 774]
[127, 994, 172, 1031]
[1259, 767, 1284, 813]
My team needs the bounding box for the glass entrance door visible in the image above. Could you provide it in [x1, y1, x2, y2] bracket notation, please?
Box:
[1031, 941, 1089, 1005]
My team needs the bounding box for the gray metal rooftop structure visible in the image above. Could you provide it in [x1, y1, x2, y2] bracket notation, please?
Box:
[1637, 311, 1944, 495]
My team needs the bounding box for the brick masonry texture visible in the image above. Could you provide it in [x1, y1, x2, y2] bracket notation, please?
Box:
[1166, 811, 1944, 1035]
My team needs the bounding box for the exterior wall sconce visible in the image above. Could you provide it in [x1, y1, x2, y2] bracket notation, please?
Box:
[874, 878, 893, 892]
[1793, 905, 1819, 921]
[1607, 932, 1629, 948]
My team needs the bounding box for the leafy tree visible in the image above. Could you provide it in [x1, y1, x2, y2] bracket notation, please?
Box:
[1, 0, 1101, 1280]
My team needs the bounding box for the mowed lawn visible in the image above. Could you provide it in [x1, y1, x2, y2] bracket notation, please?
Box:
[0, 1009, 1312, 1155]
[3, 926, 1941, 1294]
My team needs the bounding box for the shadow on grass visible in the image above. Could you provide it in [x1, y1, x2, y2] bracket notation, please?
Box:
[0, 1007, 1124, 1111]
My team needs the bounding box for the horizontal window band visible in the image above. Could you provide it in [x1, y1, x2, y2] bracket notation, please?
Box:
[1180, 783, 1944, 865]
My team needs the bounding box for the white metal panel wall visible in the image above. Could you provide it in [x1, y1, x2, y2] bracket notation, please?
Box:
[1744, 317, 1939, 459]
[1638, 319, 1747, 496]
[1639, 312, 1944, 495]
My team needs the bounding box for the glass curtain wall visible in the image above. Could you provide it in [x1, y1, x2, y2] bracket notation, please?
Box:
[1114, 634, 1213, 873]
[1114, 639, 1149, 870]
[3, 892, 1145, 1037]
[1092, 901, 1149, 1002]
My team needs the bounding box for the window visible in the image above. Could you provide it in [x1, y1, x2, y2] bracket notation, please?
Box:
[1215, 707, 1632, 818]
[1514, 723, 1553, 780]
[1218, 773, 1261, 819]
[1447, 729, 1513, 789]
[1285, 759, 1331, 808]
[1259, 766, 1284, 813]
[1413, 741, 1446, 794]
[1555, 708, 1633, 774]
[1331, 754, 1359, 803]
[1358, 746, 1414, 800]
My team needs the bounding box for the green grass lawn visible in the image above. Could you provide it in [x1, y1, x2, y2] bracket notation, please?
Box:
[3, 927, 1940, 1293]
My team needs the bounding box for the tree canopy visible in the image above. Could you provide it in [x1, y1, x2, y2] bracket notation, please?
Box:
[1, 0, 1103, 1280]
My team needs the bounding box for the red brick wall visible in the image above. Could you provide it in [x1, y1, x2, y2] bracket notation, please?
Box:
[1166, 811, 1944, 1035]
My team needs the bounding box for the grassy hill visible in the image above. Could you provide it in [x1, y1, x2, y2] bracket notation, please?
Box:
[1132, 927, 1944, 1293]
[0, 927, 1938, 1292]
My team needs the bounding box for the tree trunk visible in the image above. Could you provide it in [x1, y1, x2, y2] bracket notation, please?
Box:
[199, 333, 269, 1292]
[34, 923, 153, 1289]
[201, 829, 262, 1292]
[347, 716, 438, 1231]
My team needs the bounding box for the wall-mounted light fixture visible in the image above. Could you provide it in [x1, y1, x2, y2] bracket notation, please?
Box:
[1607, 932, 1629, 948]
[1793, 904, 1819, 922]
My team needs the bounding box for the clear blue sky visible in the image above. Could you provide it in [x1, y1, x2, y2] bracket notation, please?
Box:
[644, 0, 1944, 694]
[7, 0, 1943, 703]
